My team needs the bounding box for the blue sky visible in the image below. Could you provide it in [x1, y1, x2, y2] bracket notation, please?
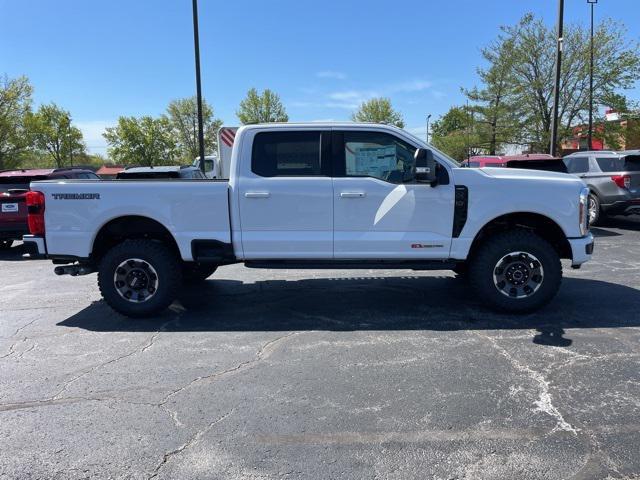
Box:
[1, 0, 639, 154]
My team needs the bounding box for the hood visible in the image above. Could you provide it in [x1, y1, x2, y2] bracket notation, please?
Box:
[479, 167, 581, 183]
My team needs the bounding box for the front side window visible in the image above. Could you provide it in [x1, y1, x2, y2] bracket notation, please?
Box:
[344, 131, 416, 183]
[252, 131, 321, 177]
[565, 157, 589, 174]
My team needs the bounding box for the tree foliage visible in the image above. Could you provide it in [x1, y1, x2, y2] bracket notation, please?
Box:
[237, 88, 288, 124]
[431, 106, 484, 162]
[103, 116, 178, 166]
[351, 97, 404, 128]
[0, 75, 33, 170]
[26, 103, 85, 168]
[167, 96, 222, 161]
[469, 14, 640, 152]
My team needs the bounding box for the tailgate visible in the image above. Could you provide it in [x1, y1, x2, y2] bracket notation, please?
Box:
[34, 179, 231, 261]
[0, 193, 28, 231]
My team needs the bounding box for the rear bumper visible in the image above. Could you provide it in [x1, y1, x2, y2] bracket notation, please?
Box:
[601, 199, 640, 215]
[0, 226, 28, 240]
[22, 235, 46, 259]
[568, 232, 594, 267]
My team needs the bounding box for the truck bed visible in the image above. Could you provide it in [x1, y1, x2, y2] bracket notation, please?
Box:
[32, 179, 231, 261]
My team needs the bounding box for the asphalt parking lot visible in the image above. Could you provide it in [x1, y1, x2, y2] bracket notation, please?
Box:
[1, 219, 640, 480]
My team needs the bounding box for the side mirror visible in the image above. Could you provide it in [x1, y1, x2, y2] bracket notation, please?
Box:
[414, 148, 438, 185]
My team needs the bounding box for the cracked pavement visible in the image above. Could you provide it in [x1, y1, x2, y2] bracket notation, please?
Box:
[1, 217, 640, 479]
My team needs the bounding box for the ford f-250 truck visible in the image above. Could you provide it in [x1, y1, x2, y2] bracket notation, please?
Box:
[23, 123, 594, 317]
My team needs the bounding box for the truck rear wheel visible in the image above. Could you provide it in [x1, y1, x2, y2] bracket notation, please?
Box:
[98, 239, 182, 318]
[469, 230, 562, 313]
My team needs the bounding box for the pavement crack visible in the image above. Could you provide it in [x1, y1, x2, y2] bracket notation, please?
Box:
[51, 320, 172, 400]
[161, 331, 299, 404]
[476, 331, 579, 435]
[148, 409, 234, 479]
[10, 318, 38, 338]
[158, 331, 301, 426]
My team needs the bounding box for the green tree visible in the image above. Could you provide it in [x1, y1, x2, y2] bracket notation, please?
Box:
[351, 97, 404, 128]
[26, 103, 85, 168]
[477, 14, 640, 152]
[167, 96, 222, 161]
[0, 75, 33, 170]
[464, 37, 521, 155]
[237, 88, 289, 124]
[103, 116, 178, 166]
[431, 106, 484, 162]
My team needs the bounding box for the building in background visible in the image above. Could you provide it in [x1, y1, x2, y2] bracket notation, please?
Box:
[562, 109, 640, 154]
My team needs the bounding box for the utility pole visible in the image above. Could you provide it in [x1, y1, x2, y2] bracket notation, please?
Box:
[587, 0, 598, 150]
[549, 0, 565, 156]
[192, 0, 206, 173]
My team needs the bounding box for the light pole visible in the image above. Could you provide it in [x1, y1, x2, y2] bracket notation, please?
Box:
[587, 0, 598, 151]
[550, 0, 565, 156]
[426, 114, 432, 144]
[192, 0, 206, 173]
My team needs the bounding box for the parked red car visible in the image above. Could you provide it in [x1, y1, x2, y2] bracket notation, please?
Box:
[0, 168, 99, 250]
[463, 154, 556, 168]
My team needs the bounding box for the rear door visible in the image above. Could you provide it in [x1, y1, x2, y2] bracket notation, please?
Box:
[237, 129, 334, 259]
[332, 130, 454, 259]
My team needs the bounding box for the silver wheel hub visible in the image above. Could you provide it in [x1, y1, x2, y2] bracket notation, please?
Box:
[588, 197, 597, 223]
[113, 258, 158, 303]
[493, 251, 544, 299]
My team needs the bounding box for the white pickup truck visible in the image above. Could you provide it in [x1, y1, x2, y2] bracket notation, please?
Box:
[23, 123, 594, 317]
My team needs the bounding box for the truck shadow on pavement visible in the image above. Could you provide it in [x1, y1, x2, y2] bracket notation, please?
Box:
[59, 276, 640, 347]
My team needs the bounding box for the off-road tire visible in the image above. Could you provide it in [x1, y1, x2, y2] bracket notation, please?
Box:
[182, 263, 218, 284]
[469, 230, 562, 313]
[98, 239, 182, 318]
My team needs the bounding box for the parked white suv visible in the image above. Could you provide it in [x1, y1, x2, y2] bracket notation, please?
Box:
[23, 123, 593, 317]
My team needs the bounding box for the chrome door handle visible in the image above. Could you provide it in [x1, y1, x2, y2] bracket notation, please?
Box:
[340, 192, 366, 198]
[245, 191, 270, 198]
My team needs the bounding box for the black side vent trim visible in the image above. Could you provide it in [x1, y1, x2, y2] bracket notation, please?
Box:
[191, 240, 236, 264]
[452, 186, 468, 238]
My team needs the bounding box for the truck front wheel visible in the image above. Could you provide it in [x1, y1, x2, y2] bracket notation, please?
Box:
[469, 230, 562, 313]
[98, 239, 182, 318]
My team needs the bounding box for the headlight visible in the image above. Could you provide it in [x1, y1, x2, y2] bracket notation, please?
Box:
[579, 187, 589, 236]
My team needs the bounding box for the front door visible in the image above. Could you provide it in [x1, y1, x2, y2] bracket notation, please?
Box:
[332, 130, 454, 259]
[238, 130, 333, 259]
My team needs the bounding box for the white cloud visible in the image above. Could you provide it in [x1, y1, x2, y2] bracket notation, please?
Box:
[75, 120, 115, 154]
[389, 80, 433, 93]
[316, 70, 347, 80]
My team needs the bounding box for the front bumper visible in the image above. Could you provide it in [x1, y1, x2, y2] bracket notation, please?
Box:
[22, 234, 46, 259]
[568, 232, 594, 267]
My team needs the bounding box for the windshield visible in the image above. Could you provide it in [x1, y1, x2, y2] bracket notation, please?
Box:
[596, 156, 640, 173]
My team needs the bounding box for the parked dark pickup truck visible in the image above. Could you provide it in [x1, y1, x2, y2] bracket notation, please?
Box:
[0, 168, 99, 249]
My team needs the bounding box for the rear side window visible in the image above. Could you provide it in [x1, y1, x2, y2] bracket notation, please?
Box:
[252, 131, 321, 177]
[596, 156, 640, 172]
[565, 157, 589, 174]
